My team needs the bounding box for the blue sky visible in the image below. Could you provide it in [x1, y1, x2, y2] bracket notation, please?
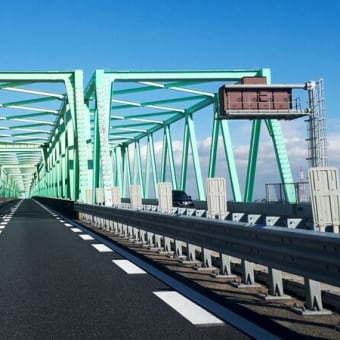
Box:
[1, 0, 339, 198]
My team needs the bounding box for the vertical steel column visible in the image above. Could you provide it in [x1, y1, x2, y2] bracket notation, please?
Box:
[94, 70, 114, 205]
[209, 102, 242, 201]
[165, 125, 178, 189]
[56, 140, 62, 197]
[184, 113, 205, 200]
[181, 118, 190, 191]
[64, 84, 76, 200]
[121, 145, 131, 198]
[60, 122, 66, 198]
[265, 68, 295, 203]
[93, 106, 100, 202]
[113, 147, 122, 189]
[220, 119, 242, 202]
[266, 119, 296, 202]
[145, 134, 158, 198]
[63, 126, 70, 199]
[42, 147, 49, 196]
[75, 71, 91, 202]
[160, 132, 168, 183]
[65, 70, 91, 201]
[133, 141, 144, 197]
[244, 120, 262, 202]
[208, 113, 220, 178]
[50, 148, 56, 196]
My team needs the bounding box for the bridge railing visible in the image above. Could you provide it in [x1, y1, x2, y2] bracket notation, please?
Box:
[75, 202, 340, 314]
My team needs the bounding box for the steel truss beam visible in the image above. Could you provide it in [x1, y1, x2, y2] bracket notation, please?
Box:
[82, 68, 299, 203]
[1, 69, 300, 204]
[0, 71, 90, 199]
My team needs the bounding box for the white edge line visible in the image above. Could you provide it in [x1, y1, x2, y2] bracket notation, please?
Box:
[154, 291, 224, 325]
[113, 259, 146, 274]
[70, 228, 82, 233]
[78, 234, 94, 240]
[91, 243, 113, 252]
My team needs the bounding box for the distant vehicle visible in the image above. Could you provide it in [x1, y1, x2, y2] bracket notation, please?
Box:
[172, 190, 194, 208]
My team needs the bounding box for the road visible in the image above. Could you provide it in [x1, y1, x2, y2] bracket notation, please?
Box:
[0, 199, 253, 339]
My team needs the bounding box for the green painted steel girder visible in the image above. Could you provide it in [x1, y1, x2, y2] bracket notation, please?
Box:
[0, 68, 300, 207]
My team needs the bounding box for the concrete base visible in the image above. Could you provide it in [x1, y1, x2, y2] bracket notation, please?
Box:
[230, 281, 261, 288]
[179, 259, 201, 266]
[292, 306, 332, 316]
[258, 293, 292, 300]
[211, 273, 237, 279]
[196, 266, 218, 272]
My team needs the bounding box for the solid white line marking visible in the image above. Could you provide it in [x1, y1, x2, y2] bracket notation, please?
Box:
[153, 291, 223, 325]
[79, 234, 94, 240]
[91, 244, 113, 252]
[64, 223, 73, 227]
[113, 260, 146, 274]
[70, 228, 82, 233]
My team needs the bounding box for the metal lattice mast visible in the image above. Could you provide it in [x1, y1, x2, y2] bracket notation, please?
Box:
[306, 80, 328, 167]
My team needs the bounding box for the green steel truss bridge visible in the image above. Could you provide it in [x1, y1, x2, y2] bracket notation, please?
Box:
[0, 69, 322, 204]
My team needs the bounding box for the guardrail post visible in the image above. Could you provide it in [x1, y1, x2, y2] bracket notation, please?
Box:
[293, 278, 331, 315]
[127, 225, 133, 238]
[132, 227, 139, 242]
[242, 260, 256, 286]
[153, 234, 163, 250]
[138, 229, 146, 245]
[259, 268, 291, 300]
[188, 243, 199, 262]
[232, 260, 260, 288]
[122, 224, 128, 238]
[160, 237, 173, 255]
[146, 231, 154, 247]
[180, 243, 201, 266]
[174, 240, 185, 259]
[214, 253, 236, 278]
[197, 248, 217, 271]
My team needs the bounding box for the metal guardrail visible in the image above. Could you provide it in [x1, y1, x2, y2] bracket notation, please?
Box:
[129, 199, 314, 229]
[74, 202, 340, 288]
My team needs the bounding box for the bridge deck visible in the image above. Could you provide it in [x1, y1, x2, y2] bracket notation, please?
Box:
[0, 199, 247, 339]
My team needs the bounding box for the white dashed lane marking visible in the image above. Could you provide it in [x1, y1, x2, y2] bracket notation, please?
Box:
[91, 244, 113, 252]
[113, 260, 146, 274]
[78, 234, 94, 240]
[0, 225, 6, 229]
[64, 223, 73, 227]
[70, 228, 82, 233]
[153, 291, 224, 325]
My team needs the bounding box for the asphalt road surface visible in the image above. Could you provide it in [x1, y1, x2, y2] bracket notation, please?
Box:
[0, 199, 254, 339]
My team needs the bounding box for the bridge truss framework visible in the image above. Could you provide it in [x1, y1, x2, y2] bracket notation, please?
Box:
[0, 69, 318, 203]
